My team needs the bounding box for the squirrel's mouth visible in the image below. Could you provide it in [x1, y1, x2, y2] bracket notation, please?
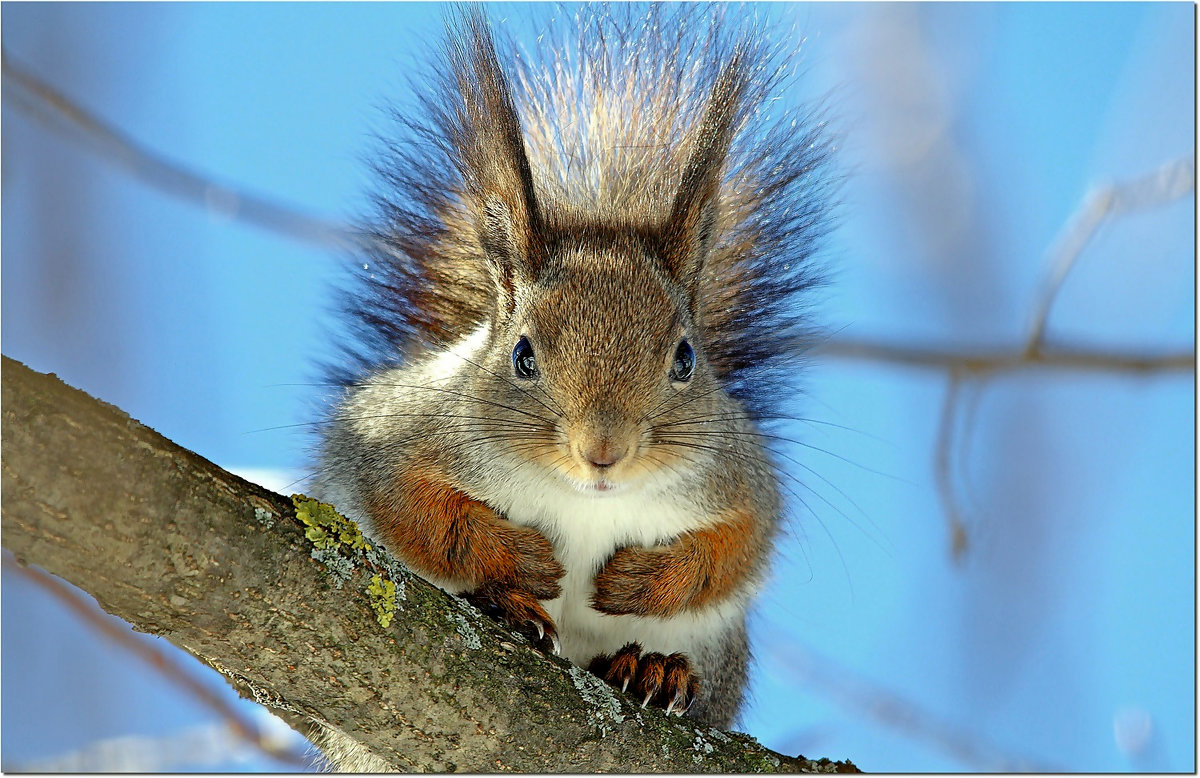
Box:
[565, 475, 624, 495]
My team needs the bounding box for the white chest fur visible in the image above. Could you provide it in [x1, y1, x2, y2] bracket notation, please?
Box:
[326, 323, 748, 669]
[481, 469, 746, 668]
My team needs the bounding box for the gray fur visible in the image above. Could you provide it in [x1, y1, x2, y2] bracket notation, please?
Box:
[309, 4, 831, 769]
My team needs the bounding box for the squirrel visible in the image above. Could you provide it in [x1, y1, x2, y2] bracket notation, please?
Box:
[309, 3, 832, 768]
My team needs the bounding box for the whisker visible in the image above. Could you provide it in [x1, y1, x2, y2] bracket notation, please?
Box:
[641, 353, 819, 425]
[397, 432, 557, 459]
[291, 377, 559, 427]
[361, 382, 558, 426]
[245, 412, 543, 435]
[635, 447, 690, 484]
[652, 436, 885, 556]
[278, 469, 319, 494]
[649, 428, 891, 548]
[639, 378, 733, 425]
[441, 349, 566, 419]
[653, 412, 882, 442]
[654, 422, 904, 483]
[645, 437, 850, 593]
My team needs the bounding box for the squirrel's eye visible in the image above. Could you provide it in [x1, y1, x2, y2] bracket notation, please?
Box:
[670, 339, 695, 383]
[512, 336, 537, 379]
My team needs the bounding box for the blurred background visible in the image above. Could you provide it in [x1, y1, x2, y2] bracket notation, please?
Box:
[2, 2, 1194, 772]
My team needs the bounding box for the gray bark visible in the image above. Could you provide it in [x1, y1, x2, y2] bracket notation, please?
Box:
[1, 355, 857, 773]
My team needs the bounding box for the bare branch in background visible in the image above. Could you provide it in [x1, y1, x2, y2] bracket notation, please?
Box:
[933, 374, 969, 558]
[1028, 156, 1196, 351]
[815, 338, 1192, 375]
[2, 552, 312, 769]
[768, 644, 1060, 773]
[820, 157, 1194, 558]
[6, 49, 1187, 381]
[1, 49, 361, 253]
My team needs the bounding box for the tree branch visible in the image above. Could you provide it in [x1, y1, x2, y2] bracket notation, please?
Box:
[0, 355, 856, 774]
[1028, 156, 1195, 350]
[1, 48, 361, 253]
[815, 338, 1193, 375]
[2, 552, 311, 768]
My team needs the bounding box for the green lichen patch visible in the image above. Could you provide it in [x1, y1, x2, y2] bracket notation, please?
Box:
[364, 544, 409, 601]
[293, 495, 371, 552]
[292, 494, 407, 630]
[367, 574, 398, 628]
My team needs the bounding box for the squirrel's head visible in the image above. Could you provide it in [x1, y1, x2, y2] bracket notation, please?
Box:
[480, 230, 721, 494]
[449, 15, 748, 493]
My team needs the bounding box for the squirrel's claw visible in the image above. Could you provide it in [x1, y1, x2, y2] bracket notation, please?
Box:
[587, 644, 701, 719]
[464, 583, 559, 655]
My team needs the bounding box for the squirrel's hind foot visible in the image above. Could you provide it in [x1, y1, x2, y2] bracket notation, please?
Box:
[465, 582, 560, 655]
[588, 643, 700, 716]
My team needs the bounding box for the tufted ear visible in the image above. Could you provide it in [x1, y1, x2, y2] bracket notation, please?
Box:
[661, 55, 747, 307]
[446, 9, 543, 314]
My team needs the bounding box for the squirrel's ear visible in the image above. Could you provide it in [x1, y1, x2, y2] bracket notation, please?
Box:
[662, 55, 746, 304]
[446, 9, 543, 314]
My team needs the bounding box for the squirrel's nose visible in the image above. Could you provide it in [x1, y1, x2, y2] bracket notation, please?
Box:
[581, 440, 628, 470]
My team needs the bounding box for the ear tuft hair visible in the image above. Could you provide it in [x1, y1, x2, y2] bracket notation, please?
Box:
[443, 8, 543, 306]
[661, 51, 750, 305]
[335, 5, 837, 423]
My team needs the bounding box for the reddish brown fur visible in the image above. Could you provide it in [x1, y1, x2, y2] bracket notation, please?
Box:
[366, 465, 565, 600]
[591, 509, 765, 618]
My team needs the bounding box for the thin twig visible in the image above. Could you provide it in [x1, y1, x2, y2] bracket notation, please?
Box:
[1027, 156, 1196, 351]
[956, 378, 988, 522]
[817, 339, 1193, 375]
[934, 372, 969, 559]
[821, 156, 1194, 558]
[1, 48, 362, 253]
[769, 642, 1059, 772]
[9, 720, 309, 772]
[2, 551, 312, 768]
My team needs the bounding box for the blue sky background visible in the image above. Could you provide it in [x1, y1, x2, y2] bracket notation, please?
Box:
[2, 2, 1194, 772]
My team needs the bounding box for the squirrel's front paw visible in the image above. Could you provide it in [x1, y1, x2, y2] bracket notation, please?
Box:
[470, 505, 566, 599]
[506, 526, 566, 600]
[588, 643, 700, 716]
[590, 546, 670, 616]
[465, 581, 560, 655]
